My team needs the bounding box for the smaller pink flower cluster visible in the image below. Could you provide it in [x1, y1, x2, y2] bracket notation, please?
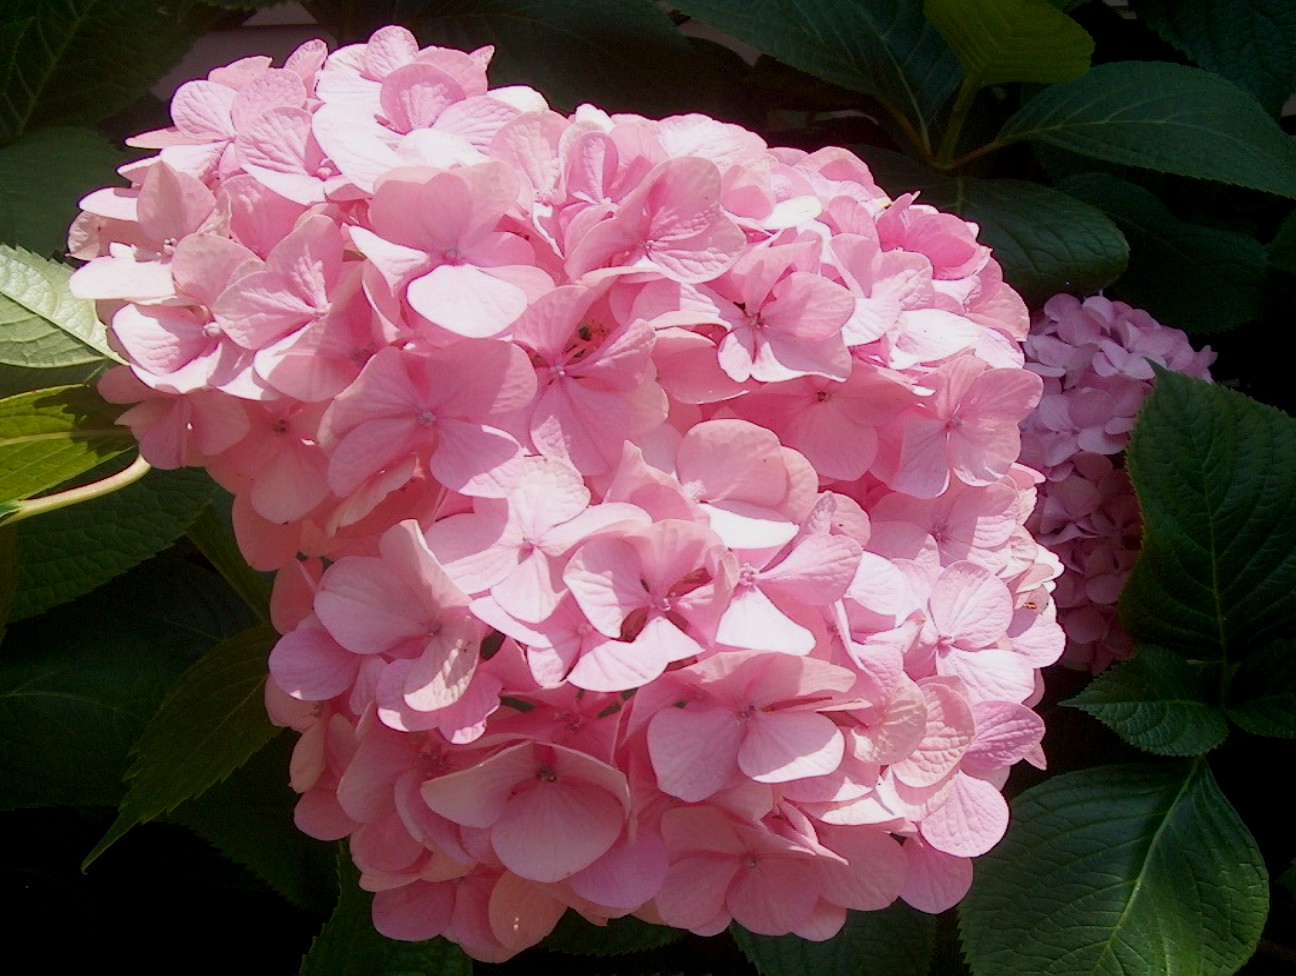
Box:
[1020, 294, 1215, 672]
[70, 28, 1066, 961]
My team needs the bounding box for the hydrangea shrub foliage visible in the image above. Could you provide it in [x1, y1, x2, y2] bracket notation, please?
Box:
[0, 2, 1293, 975]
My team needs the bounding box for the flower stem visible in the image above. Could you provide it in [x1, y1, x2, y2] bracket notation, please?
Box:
[0, 454, 152, 527]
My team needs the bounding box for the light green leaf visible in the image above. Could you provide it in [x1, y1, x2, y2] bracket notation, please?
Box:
[168, 732, 336, 913]
[0, 128, 123, 255]
[0, 555, 252, 809]
[0, 0, 211, 141]
[731, 903, 934, 976]
[671, 0, 961, 149]
[1059, 172, 1267, 334]
[543, 912, 683, 956]
[84, 621, 280, 866]
[0, 384, 131, 504]
[299, 845, 474, 976]
[960, 761, 1268, 976]
[1064, 645, 1229, 756]
[869, 160, 1127, 304]
[1132, 0, 1296, 116]
[1225, 638, 1296, 738]
[10, 464, 215, 619]
[1121, 371, 1296, 660]
[0, 243, 118, 364]
[924, 0, 1092, 88]
[998, 61, 1296, 198]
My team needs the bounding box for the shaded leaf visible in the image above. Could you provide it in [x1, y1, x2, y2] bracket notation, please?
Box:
[925, 0, 1092, 88]
[960, 761, 1268, 976]
[1280, 861, 1296, 897]
[0, 0, 210, 141]
[999, 61, 1296, 198]
[168, 732, 336, 913]
[0, 555, 251, 809]
[0, 243, 118, 364]
[11, 464, 215, 619]
[299, 845, 473, 976]
[1268, 208, 1296, 275]
[671, 0, 961, 149]
[186, 503, 270, 621]
[0, 362, 103, 399]
[1132, 0, 1296, 116]
[732, 903, 934, 976]
[1121, 371, 1296, 660]
[0, 128, 122, 255]
[0, 523, 14, 643]
[1064, 645, 1229, 756]
[405, 0, 700, 117]
[870, 160, 1127, 303]
[1225, 638, 1296, 738]
[543, 912, 683, 956]
[85, 621, 279, 865]
[0, 384, 131, 504]
[1058, 172, 1266, 334]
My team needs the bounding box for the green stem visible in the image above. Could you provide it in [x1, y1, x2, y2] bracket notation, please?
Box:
[935, 77, 981, 167]
[0, 454, 151, 527]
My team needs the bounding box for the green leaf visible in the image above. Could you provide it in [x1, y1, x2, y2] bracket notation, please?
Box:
[1121, 371, 1296, 660]
[10, 464, 215, 619]
[84, 621, 280, 866]
[1225, 638, 1296, 738]
[0, 555, 251, 809]
[0, 243, 118, 364]
[1064, 645, 1229, 756]
[0, 0, 211, 142]
[924, 0, 1092, 88]
[1268, 208, 1296, 275]
[731, 903, 935, 976]
[1058, 173, 1267, 334]
[1280, 860, 1296, 897]
[543, 912, 683, 956]
[0, 523, 15, 643]
[0, 361, 103, 399]
[300, 845, 474, 976]
[998, 61, 1296, 198]
[167, 732, 337, 913]
[185, 503, 270, 621]
[960, 761, 1268, 976]
[1132, 0, 1296, 116]
[671, 0, 961, 149]
[0, 384, 132, 504]
[0, 128, 123, 254]
[869, 161, 1127, 304]
[402, 0, 699, 117]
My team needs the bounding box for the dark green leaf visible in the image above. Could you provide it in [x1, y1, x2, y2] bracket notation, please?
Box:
[0, 555, 249, 809]
[168, 733, 336, 913]
[11, 464, 215, 619]
[299, 845, 474, 976]
[543, 912, 683, 956]
[85, 621, 279, 865]
[1132, 0, 1296, 116]
[671, 0, 961, 150]
[0, 128, 122, 254]
[1280, 861, 1296, 897]
[186, 504, 270, 621]
[405, 0, 698, 117]
[0, 523, 15, 643]
[870, 163, 1127, 303]
[0, 0, 211, 141]
[924, 0, 1092, 88]
[1121, 371, 1296, 659]
[1268, 208, 1296, 275]
[0, 384, 132, 504]
[1064, 645, 1229, 756]
[0, 361, 104, 399]
[1058, 172, 1266, 334]
[1225, 638, 1296, 738]
[998, 62, 1296, 198]
[732, 902, 935, 976]
[0, 244, 117, 365]
[960, 761, 1268, 976]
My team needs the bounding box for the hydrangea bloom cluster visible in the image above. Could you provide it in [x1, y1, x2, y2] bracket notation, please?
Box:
[71, 29, 1066, 961]
[1020, 294, 1214, 672]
